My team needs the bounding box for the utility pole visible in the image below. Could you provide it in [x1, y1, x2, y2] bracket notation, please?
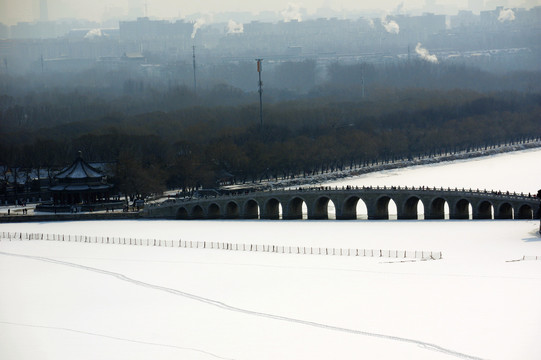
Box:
[192, 45, 197, 94]
[361, 69, 365, 99]
[256, 58, 263, 126]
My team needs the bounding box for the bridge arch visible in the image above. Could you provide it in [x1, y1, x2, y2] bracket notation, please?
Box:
[400, 196, 424, 220]
[453, 199, 471, 220]
[476, 200, 494, 219]
[243, 199, 260, 219]
[312, 196, 336, 220]
[341, 196, 368, 220]
[427, 197, 448, 220]
[263, 198, 282, 220]
[192, 205, 204, 219]
[285, 196, 307, 220]
[208, 203, 220, 219]
[372, 196, 397, 220]
[517, 204, 534, 219]
[496, 202, 513, 219]
[176, 207, 189, 220]
[225, 201, 240, 219]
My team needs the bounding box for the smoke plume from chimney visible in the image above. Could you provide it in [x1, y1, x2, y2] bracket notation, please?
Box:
[382, 16, 399, 34]
[498, 9, 515, 22]
[281, 3, 302, 22]
[227, 20, 244, 34]
[415, 42, 438, 63]
[191, 17, 207, 39]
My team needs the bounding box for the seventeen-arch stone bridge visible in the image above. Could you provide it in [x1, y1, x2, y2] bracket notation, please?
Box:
[144, 186, 539, 220]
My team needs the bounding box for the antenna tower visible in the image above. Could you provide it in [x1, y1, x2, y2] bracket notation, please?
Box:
[256, 59, 263, 126]
[361, 68, 365, 99]
[192, 45, 197, 94]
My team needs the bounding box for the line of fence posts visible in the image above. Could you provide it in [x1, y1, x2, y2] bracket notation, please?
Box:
[0, 231, 445, 260]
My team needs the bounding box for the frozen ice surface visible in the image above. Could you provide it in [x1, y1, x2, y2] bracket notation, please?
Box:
[1, 148, 540, 360]
[321, 147, 541, 195]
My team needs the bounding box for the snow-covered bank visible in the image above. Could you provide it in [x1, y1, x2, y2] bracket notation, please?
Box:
[1, 147, 541, 360]
[317, 146, 541, 195]
[263, 140, 541, 191]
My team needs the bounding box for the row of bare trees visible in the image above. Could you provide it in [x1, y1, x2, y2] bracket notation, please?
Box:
[1, 88, 540, 201]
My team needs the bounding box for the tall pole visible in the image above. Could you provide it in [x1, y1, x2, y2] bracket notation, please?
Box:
[361, 69, 365, 99]
[256, 58, 263, 126]
[192, 46, 197, 94]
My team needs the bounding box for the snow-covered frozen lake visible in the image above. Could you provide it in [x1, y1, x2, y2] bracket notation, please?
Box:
[1, 148, 540, 360]
[321, 146, 541, 195]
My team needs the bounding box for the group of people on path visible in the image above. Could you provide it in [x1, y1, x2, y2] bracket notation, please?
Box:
[5, 207, 28, 215]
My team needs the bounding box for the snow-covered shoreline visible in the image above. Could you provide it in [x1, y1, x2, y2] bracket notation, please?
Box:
[262, 139, 541, 189]
[1, 145, 541, 360]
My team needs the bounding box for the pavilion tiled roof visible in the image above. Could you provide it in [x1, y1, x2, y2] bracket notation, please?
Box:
[55, 151, 104, 181]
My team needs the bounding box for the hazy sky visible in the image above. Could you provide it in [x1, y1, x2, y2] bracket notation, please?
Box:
[0, 0, 536, 25]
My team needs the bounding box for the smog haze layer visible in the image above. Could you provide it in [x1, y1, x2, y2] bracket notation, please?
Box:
[1, 0, 536, 25]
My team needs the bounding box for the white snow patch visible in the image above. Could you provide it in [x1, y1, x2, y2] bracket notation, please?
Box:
[1, 149, 541, 360]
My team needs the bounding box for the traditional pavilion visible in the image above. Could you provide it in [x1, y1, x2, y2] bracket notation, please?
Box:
[50, 151, 113, 205]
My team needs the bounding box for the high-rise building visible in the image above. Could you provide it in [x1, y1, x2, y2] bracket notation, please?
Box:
[40, 0, 48, 22]
[0, 22, 9, 38]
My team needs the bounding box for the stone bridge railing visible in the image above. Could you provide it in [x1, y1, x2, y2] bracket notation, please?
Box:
[144, 185, 540, 220]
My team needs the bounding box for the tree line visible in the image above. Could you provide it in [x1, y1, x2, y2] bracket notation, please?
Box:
[1, 87, 540, 199]
[2, 60, 541, 135]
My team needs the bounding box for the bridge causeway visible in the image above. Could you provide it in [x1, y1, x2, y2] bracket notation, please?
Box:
[144, 186, 539, 221]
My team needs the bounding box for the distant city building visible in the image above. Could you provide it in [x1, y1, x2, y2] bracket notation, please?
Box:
[450, 10, 480, 28]
[480, 7, 503, 27]
[0, 22, 8, 39]
[119, 17, 192, 41]
[40, 0, 48, 22]
[119, 17, 193, 54]
[10, 19, 101, 39]
[1, 6, 540, 74]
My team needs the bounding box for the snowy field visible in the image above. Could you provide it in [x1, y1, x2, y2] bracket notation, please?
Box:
[321, 147, 541, 195]
[1, 148, 541, 360]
